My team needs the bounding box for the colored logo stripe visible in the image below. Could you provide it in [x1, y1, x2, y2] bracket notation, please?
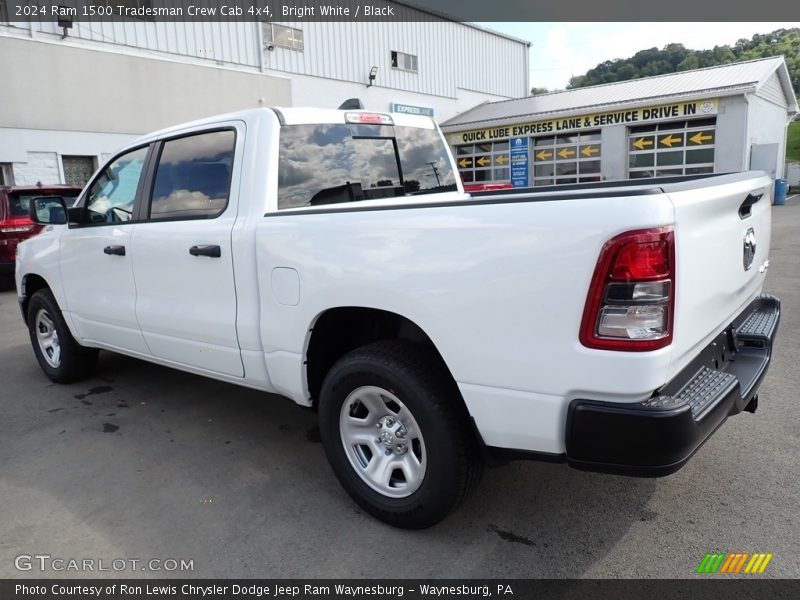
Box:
[697, 553, 726, 573]
[697, 552, 773, 574]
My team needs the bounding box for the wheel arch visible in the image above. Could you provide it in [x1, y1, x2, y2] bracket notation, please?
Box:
[19, 273, 54, 326]
[305, 306, 462, 410]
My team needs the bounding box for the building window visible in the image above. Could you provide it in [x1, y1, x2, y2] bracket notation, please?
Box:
[263, 23, 304, 51]
[0, 163, 14, 186]
[628, 118, 716, 179]
[391, 51, 418, 73]
[62, 156, 96, 187]
[532, 131, 602, 186]
[454, 141, 510, 184]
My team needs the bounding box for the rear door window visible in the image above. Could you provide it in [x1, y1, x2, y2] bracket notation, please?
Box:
[148, 130, 235, 220]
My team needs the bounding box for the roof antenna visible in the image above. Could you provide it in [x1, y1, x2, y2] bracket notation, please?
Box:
[339, 98, 364, 110]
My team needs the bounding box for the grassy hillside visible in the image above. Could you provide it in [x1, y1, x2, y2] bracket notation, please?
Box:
[788, 121, 800, 162]
[568, 28, 800, 94]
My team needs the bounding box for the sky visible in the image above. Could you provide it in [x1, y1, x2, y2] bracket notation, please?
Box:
[482, 23, 800, 91]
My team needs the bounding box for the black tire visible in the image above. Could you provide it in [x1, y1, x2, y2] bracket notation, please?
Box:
[318, 340, 482, 529]
[27, 289, 98, 383]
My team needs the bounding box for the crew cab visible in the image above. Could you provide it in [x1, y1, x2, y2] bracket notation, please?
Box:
[16, 107, 780, 528]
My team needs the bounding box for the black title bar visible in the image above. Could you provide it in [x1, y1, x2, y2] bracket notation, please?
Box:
[2, 0, 800, 22]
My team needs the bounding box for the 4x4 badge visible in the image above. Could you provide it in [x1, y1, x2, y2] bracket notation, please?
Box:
[743, 228, 756, 271]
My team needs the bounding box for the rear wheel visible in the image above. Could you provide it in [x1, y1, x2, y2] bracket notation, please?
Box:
[27, 289, 98, 383]
[318, 340, 482, 529]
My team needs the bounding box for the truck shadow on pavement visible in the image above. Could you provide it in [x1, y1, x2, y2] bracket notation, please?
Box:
[2, 344, 657, 579]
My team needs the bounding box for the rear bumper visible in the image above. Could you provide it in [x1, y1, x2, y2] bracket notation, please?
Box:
[0, 261, 14, 275]
[566, 294, 780, 477]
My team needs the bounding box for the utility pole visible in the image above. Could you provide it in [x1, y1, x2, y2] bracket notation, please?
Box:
[426, 161, 441, 186]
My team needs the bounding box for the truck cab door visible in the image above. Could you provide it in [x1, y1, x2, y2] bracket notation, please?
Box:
[130, 126, 244, 377]
[59, 144, 151, 354]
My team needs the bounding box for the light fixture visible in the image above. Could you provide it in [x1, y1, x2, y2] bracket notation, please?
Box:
[367, 66, 379, 87]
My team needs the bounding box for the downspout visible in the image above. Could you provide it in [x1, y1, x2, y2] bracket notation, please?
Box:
[742, 93, 751, 172]
[257, 21, 265, 73]
[782, 107, 798, 180]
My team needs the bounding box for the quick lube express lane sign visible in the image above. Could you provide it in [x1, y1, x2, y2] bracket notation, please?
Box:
[450, 99, 719, 144]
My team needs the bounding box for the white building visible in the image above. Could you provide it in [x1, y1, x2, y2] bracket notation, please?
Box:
[0, 4, 529, 186]
[441, 57, 798, 189]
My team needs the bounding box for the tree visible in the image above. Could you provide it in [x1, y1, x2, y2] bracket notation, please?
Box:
[530, 87, 550, 95]
[567, 28, 800, 93]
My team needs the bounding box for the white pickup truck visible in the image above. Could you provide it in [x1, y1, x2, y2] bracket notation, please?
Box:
[16, 106, 780, 528]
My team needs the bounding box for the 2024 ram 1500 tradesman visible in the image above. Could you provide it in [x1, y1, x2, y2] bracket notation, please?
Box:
[16, 107, 780, 528]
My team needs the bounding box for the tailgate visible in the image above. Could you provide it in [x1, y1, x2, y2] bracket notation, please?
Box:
[666, 172, 773, 380]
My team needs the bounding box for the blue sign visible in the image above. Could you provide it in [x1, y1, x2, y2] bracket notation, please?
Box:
[510, 137, 529, 188]
[391, 102, 435, 118]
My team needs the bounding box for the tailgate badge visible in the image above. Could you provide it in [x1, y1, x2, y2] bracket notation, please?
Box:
[743, 228, 756, 271]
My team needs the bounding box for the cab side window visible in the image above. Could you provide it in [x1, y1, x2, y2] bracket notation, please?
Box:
[149, 130, 235, 220]
[85, 146, 149, 224]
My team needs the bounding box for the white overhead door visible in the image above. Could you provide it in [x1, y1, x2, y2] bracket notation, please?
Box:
[628, 117, 716, 179]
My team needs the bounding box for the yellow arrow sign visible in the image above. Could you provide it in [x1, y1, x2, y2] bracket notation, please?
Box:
[660, 134, 682, 147]
[458, 158, 472, 168]
[558, 147, 576, 159]
[632, 138, 653, 150]
[495, 154, 509, 165]
[535, 150, 553, 161]
[476, 156, 491, 167]
[580, 146, 599, 157]
[689, 131, 713, 145]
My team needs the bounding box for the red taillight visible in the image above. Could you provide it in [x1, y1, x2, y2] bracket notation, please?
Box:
[580, 227, 675, 351]
[610, 239, 671, 280]
[0, 217, 36, 235]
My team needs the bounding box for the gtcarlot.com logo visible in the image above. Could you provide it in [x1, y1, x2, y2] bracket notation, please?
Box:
[696, 552, 773, 574]
[15, 554, 194, 572]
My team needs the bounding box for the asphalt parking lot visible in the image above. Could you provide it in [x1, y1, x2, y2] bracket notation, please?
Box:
[1, 199, 799, 580]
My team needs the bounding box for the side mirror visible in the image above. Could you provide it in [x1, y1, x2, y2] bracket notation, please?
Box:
[29, 196, 67, 225]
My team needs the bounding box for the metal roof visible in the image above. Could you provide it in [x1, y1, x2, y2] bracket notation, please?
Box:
[442, 56, 798, 130]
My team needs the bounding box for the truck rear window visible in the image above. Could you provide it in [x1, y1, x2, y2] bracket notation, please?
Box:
[277, 123, 457, 209]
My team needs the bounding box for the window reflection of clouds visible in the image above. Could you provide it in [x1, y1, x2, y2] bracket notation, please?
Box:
[150, 130, 234, 219]
[395, 127, 456, 191]
[278, 124, 457, 209]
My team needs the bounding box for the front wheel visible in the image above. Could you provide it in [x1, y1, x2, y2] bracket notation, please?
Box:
[318, 340, 482, 529]
[27, 289, 98, 383]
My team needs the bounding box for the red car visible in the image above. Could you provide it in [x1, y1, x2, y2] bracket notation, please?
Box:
[0, 185, 82, 278]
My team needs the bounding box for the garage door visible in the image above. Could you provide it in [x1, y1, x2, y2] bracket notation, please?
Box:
[455, 141, 510, 184]
[628, 117, 716, 179]
[532, 131, 602, 186]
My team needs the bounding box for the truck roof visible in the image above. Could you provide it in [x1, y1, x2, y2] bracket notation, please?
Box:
[129, 106, 437, 149]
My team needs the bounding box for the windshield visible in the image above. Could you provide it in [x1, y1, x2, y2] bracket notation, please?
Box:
[10, 193, 80, 217]
[277, 123, 457, 209]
